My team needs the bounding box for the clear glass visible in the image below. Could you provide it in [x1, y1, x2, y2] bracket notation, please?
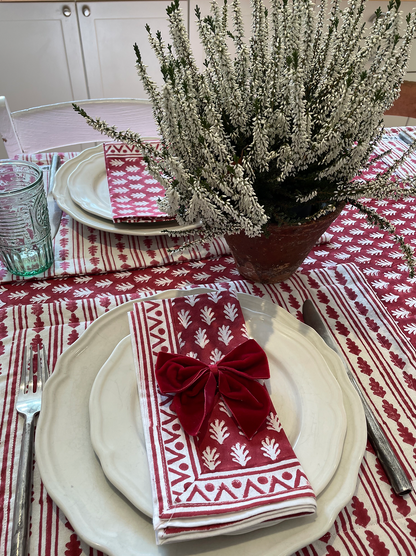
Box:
[0, 161, 53, 276]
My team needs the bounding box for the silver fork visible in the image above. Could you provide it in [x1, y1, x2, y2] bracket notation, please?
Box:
[11, 346, 49, 556]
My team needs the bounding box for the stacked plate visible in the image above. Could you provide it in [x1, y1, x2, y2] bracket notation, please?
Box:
[36, 289, 367, 556]
[52, 144, 201, 236]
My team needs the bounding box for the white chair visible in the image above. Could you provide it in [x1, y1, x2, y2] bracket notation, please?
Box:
[0, 96, 159, 157]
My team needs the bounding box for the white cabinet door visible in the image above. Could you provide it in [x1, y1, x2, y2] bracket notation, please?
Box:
[0, 2, 88, 111]
[77, 1, 188, 99]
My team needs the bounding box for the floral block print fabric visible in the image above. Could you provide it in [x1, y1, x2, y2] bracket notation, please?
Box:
[103, 143, 175, 223]
[128, 289, 316, 544]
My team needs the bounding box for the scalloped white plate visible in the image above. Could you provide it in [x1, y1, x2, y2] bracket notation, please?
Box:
[68, 152, 113, 219]
[53, 144, 201, 236]
[89, 301, 347, 517]
[36, 289, 366, 556]
[68, 151, 176, 223]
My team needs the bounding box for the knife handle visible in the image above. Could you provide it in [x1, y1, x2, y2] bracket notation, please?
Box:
[302, 299, 413, 496]
[398, 131, 414, 145]
[10, 416, 35, 556]
[347, 370, 412, 495]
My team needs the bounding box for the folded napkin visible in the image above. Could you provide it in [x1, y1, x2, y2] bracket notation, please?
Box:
[128, 289, 316, 544]
[315, 231, 334, 245]
[103, 143, 176, 223]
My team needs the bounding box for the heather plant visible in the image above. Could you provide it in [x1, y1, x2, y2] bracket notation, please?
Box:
[74, 0, 416, 273]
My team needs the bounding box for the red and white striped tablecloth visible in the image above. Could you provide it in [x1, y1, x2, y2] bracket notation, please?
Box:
[1, 264, 415, 556]
[1, 129, 416, 555]
[1, 151, 230, 283]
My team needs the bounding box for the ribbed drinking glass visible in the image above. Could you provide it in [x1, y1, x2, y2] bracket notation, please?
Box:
[0, 161, 53, 276]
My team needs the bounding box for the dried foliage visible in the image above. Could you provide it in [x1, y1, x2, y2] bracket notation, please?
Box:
[74, 0, 416, 274]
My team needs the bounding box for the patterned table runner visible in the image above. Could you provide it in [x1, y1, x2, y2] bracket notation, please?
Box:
[1, 128, 416, 555]
[1, 151, 229, 283]
[1, 263, 415, 556]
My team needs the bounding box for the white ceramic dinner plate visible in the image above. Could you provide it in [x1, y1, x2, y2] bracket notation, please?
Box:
[89, 303, 348, 517]
[68, 152, 113, 219]
[36, 288, 367, 556]
[53, 144, 201, 236]
[68, 151, 176, 223]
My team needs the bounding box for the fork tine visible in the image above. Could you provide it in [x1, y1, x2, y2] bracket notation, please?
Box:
[12, 344, 48, 556]
[36, 346, 48, 391]
[42, 345, 49, 386]
[19, 347, 27, 395]
[28, 347, 34, 392]
[36, 347, 42, 391]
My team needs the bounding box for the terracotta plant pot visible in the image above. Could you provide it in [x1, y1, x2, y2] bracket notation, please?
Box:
[225, 205, 344, 284]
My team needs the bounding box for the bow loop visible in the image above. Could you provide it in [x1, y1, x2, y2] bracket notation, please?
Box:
[155, 339, 271, 439]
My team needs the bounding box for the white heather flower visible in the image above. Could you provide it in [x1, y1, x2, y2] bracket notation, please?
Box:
[74, 0, 416, 274]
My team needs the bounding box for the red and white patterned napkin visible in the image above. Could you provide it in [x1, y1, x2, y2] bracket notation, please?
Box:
[128, 289, 316, 544]
[103, 143, 176, 224]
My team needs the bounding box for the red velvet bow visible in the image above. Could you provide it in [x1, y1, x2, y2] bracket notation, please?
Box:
[155, 339, 271, 440]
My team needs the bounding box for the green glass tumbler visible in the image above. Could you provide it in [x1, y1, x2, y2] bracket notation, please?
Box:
[0, 160, 54, 277]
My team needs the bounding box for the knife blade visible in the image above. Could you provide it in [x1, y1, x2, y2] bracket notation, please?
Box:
[47, 154, 62, 239]
[302, 299, 413, 496]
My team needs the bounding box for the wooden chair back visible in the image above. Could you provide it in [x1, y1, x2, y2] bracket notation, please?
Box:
[0, 96, 158, 157]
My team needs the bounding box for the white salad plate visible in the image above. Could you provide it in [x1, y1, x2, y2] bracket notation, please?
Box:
[68, 152, 113, 220]
[69, 150, 174, 223]
[53, 144, 201, 236]
[89, 302, 348, 517]
[36, 289, 367, 556]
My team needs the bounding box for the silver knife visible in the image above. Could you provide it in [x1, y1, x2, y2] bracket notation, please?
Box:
[302, 299, 413, 496]
[398, 130, 415, 145]
[47, 154, 62, 238]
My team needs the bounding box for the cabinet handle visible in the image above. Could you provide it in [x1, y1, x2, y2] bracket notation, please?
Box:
[82, 5, 91, 17]
[62, 5, 71, 17]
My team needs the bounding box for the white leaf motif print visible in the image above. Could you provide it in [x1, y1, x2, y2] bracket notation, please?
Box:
[31, 280, 50, 290]
[74, 288, 94, 298]
[9, 291, 28, 300]
[223, 303, 238, 322]
[186, 351, 198, 359]
[177, 332, 185, 349]
[218, 400, 231, 416]
[210, 348, 223, 363]
[207, 291, 222, 303]
[391, 308, 410, 319]
[405, 298, 416, 308]
[202, 446, 220, 470]
[218, 325, 233, 346]
[184, 295, 199, 306]
[403, 323, 416, 335]
[195, 328, 209, 348]
[177, 309, 192, 329]
[154, 277, 173, 287]
[241, 324, 250, 339]
[193, 272, 211, 282]
[261, 438, 281, 461]
[266, 412, 282, 432]
[209, 420, 230, 444]
[200, 306, 216, 325]
[230, 443, 251, 467]
[30, 294, 51, 303]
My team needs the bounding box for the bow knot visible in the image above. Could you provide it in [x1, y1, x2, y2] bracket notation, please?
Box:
[208, 363, 220, 378]
[155, 339, 271, 439]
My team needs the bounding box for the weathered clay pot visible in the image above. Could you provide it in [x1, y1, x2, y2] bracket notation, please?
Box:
[225, 205, 344, 283]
